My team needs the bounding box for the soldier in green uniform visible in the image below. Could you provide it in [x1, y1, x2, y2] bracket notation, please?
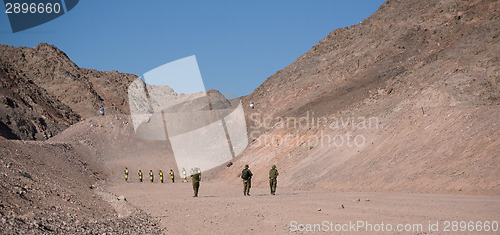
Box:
[138, 170, 143, 182]
[241, 165, 253, 196]
[170, 169, 175, 183]
[191, 171, 201, 197]
[124, 167, 129, 182]
[149, 170, 154, 183]
[159, 170, 164, 183]
[269, 165, 279, 195]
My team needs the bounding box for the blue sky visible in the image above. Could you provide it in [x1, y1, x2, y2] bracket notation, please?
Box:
[0, 0, 385, 96]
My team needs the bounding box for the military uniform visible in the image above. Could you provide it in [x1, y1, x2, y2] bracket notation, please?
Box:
[241, 165, 253, 196]
[191, 173, 201, 197]
[170, 170, 175, 183]
[269, 165, 279, 195]
[159, 170, 164, 183]
[149, 170, 154, 183]
[124, 168, 129, 182]
[138, 170, 143, 182]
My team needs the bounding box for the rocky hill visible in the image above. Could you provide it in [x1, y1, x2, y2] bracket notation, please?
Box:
[0, 137, 163, 234]
[0, 43, 138, 140]
[214, 0, 499, 193]
[0, 66, 79, 140]
[245, 0, 499, 123]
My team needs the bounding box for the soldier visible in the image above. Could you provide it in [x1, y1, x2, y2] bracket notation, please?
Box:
[191, 170, 201, 197]
[149, 170, 154, 183]
[182, 168, 187, 182]
[241, 165, 253, 196]
[197, 167, 201, 180]
[170, 169, 175, 183]
[124, 167, 129, 182]
[138, 170, 143, 182]
[269, 165, 279, 195]
[159, 170, 164, 183]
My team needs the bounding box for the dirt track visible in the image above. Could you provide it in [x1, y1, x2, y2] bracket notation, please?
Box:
[109, 181, 500, 234]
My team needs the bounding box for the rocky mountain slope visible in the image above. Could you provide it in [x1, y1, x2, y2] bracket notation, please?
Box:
[0, 66, 80, 140]
[213, 0, 499, 193]
[0, 137, 163, 234]
[245, 0, 499, 123]
[0, 43, 138, 140]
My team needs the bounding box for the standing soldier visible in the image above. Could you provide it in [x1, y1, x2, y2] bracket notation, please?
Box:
[269, 165, 279, 195]
[191, 170, 201, 197]
[182, 168, 187, 182]
[149, 170, 154, 183]
[170, 169, 175, 183]
[138, 170, 143, 182]
[241, 165, 253, 196]
[124, 167, 129, 182]
[197, 167, 201, 180]
[159, 170, 164, 183]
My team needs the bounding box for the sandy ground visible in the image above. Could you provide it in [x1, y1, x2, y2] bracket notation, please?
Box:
[109, 181, 500, 234]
